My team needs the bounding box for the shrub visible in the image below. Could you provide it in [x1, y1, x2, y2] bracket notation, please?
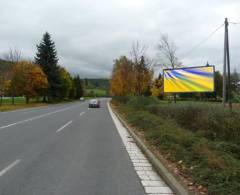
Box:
[147, 102, 240, 144]
[112, 96, 131, 104]
[112, 97, 240, 194]
[126, 96, 159, 110]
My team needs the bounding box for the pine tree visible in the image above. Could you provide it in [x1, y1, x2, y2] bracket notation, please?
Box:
[74, 75, 84, 99]
[35, 32, 62, 100]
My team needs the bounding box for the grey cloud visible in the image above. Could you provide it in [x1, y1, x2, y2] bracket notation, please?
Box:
[0, 0, 240, 77]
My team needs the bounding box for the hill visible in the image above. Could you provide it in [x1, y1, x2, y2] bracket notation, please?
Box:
[84, 78, 109, 90]
[83, 78, 110, 97]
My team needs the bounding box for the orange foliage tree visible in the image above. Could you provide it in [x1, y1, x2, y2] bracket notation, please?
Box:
[110, 56, 135, 96]
[11, 61, 48, 103]
[110, 55, 153, 96]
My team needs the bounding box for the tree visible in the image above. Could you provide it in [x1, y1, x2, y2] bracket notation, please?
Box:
[59, 67, 73, 99]
[110, 42, 153, 97]
[3, 48, 21, 63]
[157, 34, 181, 69]
[214, 71, 223, 99]
[131, 42, 153, 94]
[2, 48, 22, 105]
[134, 55, 153, 96]
[130, 42, 153, 96]
[231, 69, 239, 93]
[35, 32, 62, 101]
[110, 56, 135, 96]
[74, 75, 84, 99]
[11, 61, 48, 103]
[157, 34, 181, 102]
[151, 74, 164, 99]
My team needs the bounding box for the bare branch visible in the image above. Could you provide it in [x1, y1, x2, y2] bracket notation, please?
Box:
[2, 48, 21, 63]
[157, 34, 181, 69]
[130, 41, 147, 64]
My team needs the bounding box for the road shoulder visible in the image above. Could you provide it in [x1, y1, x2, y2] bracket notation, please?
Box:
[108, 102, 176, 195]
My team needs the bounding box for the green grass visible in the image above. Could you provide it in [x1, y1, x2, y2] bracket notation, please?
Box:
[0, 96, 79, 111]
[0, 97, 47, 111]
[112, 96, 240, 195]
[1, 97, 26, 104]
[85, 88, 108, 97]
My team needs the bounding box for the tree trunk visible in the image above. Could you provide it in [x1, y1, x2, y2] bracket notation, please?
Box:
[26, 96, 29, 104]
[11, 95, 15, 105]
[174, 94, 177, 103]
[43, 95, 46, 102]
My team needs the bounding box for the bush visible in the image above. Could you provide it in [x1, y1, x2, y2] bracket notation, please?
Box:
[126, 96, 159, 110]
[112, 97, 240, 194]
[112, 96, 131, 104]
[147, 103, 240, 144]
[127, 111, 162, 130]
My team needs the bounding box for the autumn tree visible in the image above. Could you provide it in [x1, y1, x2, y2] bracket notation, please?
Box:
[130, 42, 153, 96]
[2, 48, 22, 104]
[59, 67, 73, 99]
[110, 56, 135, 96]
[110, 46, 153, 97]
[11, 61, 48, 103]
[134, 55, 153, 96]
[35, 32, 62, 101]
[151, 74, 164, 99]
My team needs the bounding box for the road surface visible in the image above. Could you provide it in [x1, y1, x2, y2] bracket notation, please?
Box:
[0, 99, 146, 195]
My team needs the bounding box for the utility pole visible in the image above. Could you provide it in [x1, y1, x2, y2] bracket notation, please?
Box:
[222, 18, 232, 109]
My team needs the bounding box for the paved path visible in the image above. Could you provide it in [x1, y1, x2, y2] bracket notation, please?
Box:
[0, 99, 172, 195]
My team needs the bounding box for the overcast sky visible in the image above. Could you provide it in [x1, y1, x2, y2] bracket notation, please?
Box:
[1, 0, 240, 78]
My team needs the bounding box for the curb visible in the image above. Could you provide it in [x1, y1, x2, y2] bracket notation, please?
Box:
[110, 104, 192, 195]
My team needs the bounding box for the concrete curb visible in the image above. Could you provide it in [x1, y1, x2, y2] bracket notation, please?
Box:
[110, 104, 192, 195]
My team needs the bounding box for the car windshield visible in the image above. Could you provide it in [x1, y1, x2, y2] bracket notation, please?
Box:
[90, 100, 98, 104]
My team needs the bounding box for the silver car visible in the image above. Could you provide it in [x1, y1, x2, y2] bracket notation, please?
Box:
[89, 99, 100, 108]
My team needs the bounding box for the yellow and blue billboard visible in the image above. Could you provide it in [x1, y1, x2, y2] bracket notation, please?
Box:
[163, 66, 215, 93]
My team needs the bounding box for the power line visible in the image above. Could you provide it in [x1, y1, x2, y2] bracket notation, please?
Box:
[229, 22, 240, 25]
[180, 23, 224, 59]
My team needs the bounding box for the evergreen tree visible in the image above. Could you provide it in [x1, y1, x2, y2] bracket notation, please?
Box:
[74, 75, 84, 99]
[35, 32, 62, 100]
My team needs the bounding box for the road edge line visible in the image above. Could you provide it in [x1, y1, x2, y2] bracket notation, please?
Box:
[108, 102, 192, 195]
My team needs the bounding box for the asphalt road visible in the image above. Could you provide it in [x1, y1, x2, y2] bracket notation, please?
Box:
[0, 99, 146, 195]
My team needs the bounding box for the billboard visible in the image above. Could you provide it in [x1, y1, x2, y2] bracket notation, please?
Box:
[163, 66, 215, 93]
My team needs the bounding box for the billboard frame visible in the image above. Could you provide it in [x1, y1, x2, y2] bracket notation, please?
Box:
[163, 65, 215, 94]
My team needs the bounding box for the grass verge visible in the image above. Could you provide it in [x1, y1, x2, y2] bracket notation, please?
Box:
[0, 97, 80, 111]
[112, 96, 240, 195]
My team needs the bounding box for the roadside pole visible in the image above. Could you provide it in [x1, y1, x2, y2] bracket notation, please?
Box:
[222, 19, 227, 106]
[223, 18, 232, 109]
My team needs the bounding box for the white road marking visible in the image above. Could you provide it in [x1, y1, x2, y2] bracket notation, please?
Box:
[79, 111, 85, 116]
[0, 159, 21, 177]
[56, 120, 73, 133]
[0, 104, 81, 130]
[107, 102, 173, 195]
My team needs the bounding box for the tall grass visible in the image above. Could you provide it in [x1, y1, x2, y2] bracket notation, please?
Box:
[112, 96, 240, 195]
